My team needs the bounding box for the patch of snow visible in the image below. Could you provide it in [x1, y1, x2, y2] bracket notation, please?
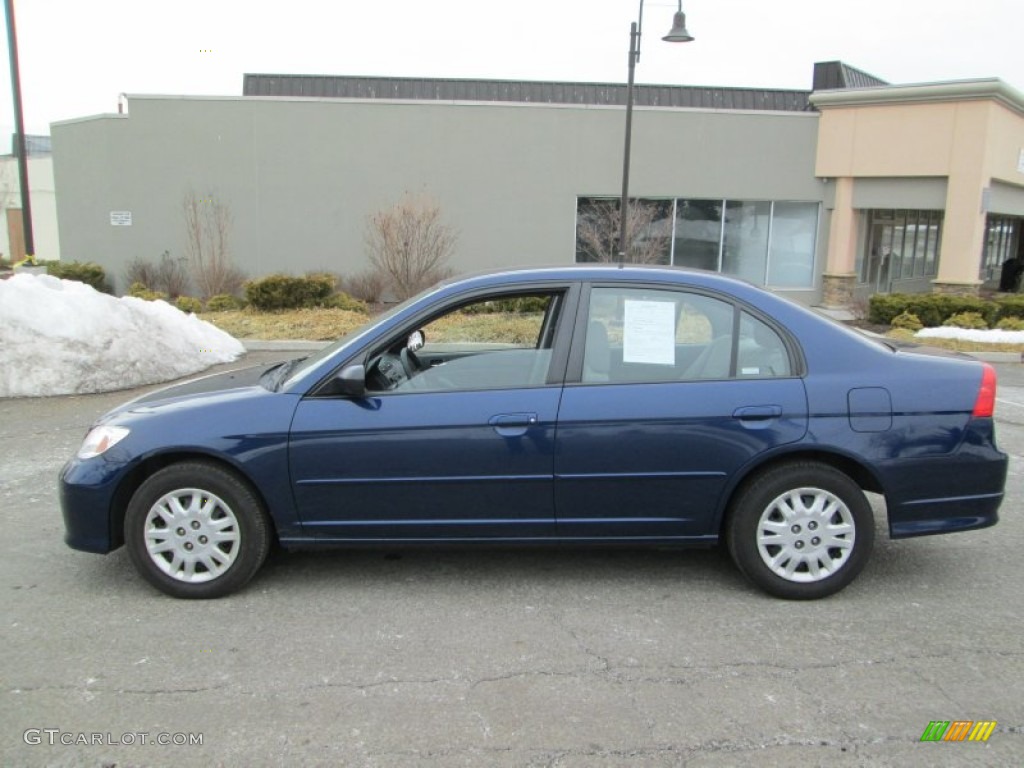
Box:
[916, 327, 1024, 344]
[0, 273, 245, 398]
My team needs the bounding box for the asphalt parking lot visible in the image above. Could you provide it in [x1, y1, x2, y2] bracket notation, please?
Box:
[2, 353, 1022, 767]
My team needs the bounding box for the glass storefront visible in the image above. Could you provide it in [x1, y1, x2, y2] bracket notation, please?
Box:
[858, 209, 942, 293]
[979, 216, 1021, 289]
[576, 197, 819, 289]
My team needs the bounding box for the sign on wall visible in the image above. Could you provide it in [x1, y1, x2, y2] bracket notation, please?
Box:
[1018, 148, 1024, 175]
[110, 211, 132, 226]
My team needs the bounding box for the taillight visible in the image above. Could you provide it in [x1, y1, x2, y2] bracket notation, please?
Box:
[972, 363, 997, 418]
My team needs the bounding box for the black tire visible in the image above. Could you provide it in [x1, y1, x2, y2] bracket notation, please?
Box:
[726, 462, 874, 599]
[124, 461, 271, 599]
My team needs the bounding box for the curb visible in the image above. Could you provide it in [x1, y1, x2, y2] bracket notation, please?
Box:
[963, 351, 1022, 364]
[241, 339, 331, 352]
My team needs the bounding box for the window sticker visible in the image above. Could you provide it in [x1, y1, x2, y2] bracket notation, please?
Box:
[623, 300, 675, 365]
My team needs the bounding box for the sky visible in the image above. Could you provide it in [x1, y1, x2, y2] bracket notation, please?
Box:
[0, 0, 1021, 143]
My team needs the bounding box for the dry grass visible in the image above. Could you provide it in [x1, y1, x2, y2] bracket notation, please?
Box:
[199, 308, 370, 341]
[426, 312, 544, 345]
[886, 328, 1024, 353]
[200, 307, 546, 345]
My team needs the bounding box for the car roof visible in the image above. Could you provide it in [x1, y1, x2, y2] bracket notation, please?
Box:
[442, 263, 753, 293]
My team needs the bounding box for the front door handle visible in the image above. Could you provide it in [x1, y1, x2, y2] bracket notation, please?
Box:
[489, 412, 538, 436]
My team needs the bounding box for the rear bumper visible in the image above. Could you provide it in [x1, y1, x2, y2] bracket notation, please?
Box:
[880, 434, 1008, 540]
[888, 492, 1002, 538]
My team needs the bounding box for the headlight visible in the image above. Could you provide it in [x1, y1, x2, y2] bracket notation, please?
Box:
[77, 426, 131, 459]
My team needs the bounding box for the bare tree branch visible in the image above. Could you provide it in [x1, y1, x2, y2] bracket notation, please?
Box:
[364, 193, 457, 300]
[182, 189, 245, 299]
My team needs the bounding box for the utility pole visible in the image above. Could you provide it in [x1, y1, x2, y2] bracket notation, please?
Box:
[5, 0, 35, 259]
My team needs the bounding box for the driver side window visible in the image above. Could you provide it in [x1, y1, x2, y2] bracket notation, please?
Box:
[367, 292, 562, 394]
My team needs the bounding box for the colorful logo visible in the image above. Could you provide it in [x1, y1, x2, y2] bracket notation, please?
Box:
[920, 720, 997, 742]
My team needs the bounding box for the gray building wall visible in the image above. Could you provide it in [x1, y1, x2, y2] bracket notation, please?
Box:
[52, 95, 826, 300]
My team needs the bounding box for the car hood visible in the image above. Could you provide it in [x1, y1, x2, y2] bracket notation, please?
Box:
[105, 362, 284, 418]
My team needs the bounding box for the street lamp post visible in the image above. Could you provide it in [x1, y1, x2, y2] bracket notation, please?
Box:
[617, 0, 693, 263]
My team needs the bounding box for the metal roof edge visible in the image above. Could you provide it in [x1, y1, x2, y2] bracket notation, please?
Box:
[50, 113, 128, 128]
[243, 72, 810, 97]
[92, 93, 818, 117]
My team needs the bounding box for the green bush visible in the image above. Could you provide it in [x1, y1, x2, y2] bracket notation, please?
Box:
[205, 293, 245, 312]
[44, 260, 110, 292]
[866, 294, 907, 325]
[243, 273, 335, 311]
[868, 293, 999, 328]
[890, 312, 923, 331]
[127, 281, 168, 301]
[461, 296, 550, 314]
[322, 292, 369, 313]
[175, 296, 203, 314]
[943, 311, 988, 330]
[996, 316, 1024, 331]
[994, 295, 1024, 321]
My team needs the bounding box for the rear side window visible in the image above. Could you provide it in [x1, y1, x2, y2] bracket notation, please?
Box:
[738, 311, 791, 377]
[581, 287, 792, 383]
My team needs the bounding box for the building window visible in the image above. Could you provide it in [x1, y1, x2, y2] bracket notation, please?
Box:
[575, 198, 671, 264]
[575, 197, 818, 288]
[674, 199, 723, 272]
[723, 200, 771, 285]
[860, 209, 942, 290]
[980, 216, 1020, 287]
[768, 202, 819, 287]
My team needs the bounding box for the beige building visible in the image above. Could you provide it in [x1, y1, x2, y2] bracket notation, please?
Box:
[0, 145, 62, 263]
[813, 79, 1024, 303]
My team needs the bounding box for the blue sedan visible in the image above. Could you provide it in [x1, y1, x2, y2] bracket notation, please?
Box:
[60, 266, 1007, 599]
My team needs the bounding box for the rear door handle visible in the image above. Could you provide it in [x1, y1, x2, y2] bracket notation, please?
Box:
[489, 412, 539, 436]
[733, 405, 782, 422]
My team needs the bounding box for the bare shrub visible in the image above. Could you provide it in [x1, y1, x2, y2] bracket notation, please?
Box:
[341, 268, 389, 304]
[849, 294, 871, 322]
[156, 251, 192, 298]
[124, 251, 193, 297]
[124, 257, 159, 290]
[365, 193, 457, 301]
[183, 190, 246, 299]
[576, 199, 670, 264]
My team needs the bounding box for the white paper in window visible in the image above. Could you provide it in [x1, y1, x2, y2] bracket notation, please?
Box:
[623, 300, 675, 365]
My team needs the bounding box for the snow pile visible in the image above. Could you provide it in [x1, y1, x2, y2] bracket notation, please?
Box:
[916, 327, 1024, 344]
[0, 273, 245, 397]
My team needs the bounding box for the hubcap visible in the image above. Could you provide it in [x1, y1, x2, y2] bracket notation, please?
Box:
[143, 488, 240, 583]
[756, 487, 855, 583]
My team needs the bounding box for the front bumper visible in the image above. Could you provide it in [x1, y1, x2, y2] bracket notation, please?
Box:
[59, 457, 129, 554]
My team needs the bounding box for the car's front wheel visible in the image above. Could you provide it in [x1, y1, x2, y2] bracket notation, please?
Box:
[124, 462, 271, 598]
[726, 462, 874, 599]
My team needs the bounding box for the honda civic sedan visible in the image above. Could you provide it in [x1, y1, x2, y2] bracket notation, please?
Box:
[60, 266, 1007, 599]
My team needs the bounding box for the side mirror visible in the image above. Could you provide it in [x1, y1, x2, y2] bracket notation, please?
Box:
[407, 329, 425, 352]
[335, 364, 367, 397]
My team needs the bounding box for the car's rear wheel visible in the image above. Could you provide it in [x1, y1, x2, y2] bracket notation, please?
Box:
[726, 462, 874, 599]
[124, 462, 271, 599]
